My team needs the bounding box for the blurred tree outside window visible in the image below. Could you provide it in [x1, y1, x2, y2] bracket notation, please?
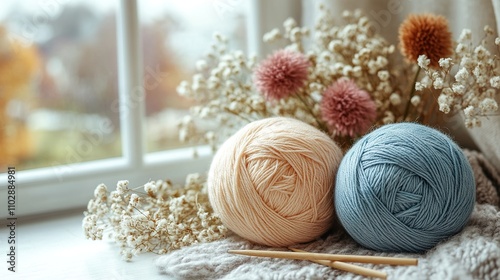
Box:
[0, 27, 40, 168]
[0, 0, 121, 171]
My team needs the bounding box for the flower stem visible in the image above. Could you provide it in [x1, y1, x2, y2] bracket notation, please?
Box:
[422, 90, 439, 125]
[294, 93, 329, 133]
[223, 108, 254, 123]
[403, 67, 421, 121]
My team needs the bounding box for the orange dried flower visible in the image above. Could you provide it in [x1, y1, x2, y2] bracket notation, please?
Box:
[399, 14, 452, 68]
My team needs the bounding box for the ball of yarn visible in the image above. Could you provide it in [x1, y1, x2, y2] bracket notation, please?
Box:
[208, 117, 343, 247]
[335, 123, 476, 252]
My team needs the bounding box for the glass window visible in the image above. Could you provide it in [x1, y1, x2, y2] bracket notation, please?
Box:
[138, 0, 247, 152]
[0, 0, 120, 171]
[0, 0, 258, 218]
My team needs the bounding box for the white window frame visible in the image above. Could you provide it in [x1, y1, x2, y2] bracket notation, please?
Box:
[0, 0, 301, 218]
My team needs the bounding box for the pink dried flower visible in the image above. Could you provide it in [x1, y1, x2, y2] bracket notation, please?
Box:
[253, 49, 309, 100]
[321, 79, 377, 137]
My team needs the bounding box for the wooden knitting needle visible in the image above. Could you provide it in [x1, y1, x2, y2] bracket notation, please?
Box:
[228, 249, 418, 266]
[290, 248, 387, 279]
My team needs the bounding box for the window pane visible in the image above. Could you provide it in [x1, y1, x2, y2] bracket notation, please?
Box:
[139, 0, 247, 152]
[0, 0, 121, 170]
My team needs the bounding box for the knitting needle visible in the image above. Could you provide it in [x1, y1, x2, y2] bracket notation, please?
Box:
[290, 248, 387, 279]
[227, 249, 418, 266]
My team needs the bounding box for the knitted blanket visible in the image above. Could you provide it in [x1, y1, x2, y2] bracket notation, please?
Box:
[156, 150, 500, 279]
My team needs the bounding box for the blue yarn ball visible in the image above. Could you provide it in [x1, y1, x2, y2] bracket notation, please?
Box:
[335, 123, 475, 253]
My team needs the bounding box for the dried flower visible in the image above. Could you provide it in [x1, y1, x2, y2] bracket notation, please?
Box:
[410, 95, 421, 106]
[490, 76, 500, 88]
[417, 55, 431, 69]
[83, 175, 228, 260]
[253, 49, 309, 100]
[399, 14, 453, 68]
[321, 79, 377, 137]
[417, 24, 499, 127]
[389, 93, 402, 105]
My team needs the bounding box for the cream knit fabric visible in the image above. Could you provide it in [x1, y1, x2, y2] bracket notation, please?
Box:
[156, 150, 500, 279]
[464, 150, 500, 206]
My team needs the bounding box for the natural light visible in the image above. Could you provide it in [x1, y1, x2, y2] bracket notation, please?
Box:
[1, 0, 499, 279]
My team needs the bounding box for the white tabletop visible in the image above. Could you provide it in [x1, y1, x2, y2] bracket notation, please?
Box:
[0, 210, 169, 280]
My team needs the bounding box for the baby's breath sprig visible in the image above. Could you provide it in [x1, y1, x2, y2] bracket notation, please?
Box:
[415, 26, 500, 128]
[82, 174, 227, 260]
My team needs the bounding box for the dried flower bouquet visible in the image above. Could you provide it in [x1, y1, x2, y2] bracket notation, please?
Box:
[83, 6, 499, 259]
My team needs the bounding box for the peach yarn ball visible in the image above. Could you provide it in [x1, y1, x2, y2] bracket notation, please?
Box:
[208, 117, 343, 247]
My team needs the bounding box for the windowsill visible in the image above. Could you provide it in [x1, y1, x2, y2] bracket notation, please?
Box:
[0, 145, 213, 219]
[0, 210, 167, 279]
